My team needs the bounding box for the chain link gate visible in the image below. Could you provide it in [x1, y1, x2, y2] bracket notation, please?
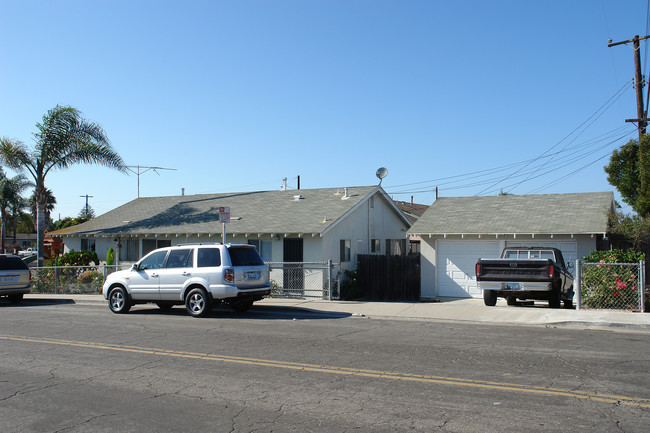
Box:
[267, 261, 341, 300]
[575, 260, 646, 311]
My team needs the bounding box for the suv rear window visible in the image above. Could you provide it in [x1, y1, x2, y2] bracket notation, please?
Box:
[228, 246, 264, 266]
[0, 256, 29, 270]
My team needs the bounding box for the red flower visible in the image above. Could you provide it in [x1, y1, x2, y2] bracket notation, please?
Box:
[616, 280, 627, 289]
[613, 291, 620, 297]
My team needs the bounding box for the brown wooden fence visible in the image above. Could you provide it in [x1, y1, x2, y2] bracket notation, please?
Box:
[357, 254, 420, 301]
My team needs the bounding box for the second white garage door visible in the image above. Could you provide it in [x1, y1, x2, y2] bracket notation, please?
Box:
[437, 241, 501, 298]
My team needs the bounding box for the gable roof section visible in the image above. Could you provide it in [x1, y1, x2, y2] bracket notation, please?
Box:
[408, 192, 614, 236]
[53, 186, 411, 237]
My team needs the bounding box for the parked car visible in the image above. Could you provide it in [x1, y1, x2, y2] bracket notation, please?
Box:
[476, 247, 574, 308]
[102, 243, 271, 317]
[0, 255, 32, 304]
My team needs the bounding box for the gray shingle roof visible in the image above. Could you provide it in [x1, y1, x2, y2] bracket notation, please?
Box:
[54, 186, 406, 237]
[407, 192, 614, 235]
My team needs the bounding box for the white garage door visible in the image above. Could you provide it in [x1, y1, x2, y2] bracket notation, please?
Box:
[437, 241, 500, 298]
[506, 241, 578, 276]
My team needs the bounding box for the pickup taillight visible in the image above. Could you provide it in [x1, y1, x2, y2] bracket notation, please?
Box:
[475, 263, 481, 277]
[548, 265, 554, 279]
[224, 268, 234, 283]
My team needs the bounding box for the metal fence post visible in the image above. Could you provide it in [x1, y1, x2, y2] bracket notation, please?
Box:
[328, 259, 332, 301]
[575, 259, 581, 311]
[641, 260, 646, 313]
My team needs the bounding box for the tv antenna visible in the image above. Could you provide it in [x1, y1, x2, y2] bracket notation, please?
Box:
[376, 167, 388, 185]
[126, 165, 177, 197]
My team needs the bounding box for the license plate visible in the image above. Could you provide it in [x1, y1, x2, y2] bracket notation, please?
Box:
[245, 272, 261, 281]
[0, 275, 19, 282]
[505, 282, 520, 290]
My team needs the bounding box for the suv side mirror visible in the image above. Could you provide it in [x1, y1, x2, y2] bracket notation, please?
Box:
[131, 263, 138, 271]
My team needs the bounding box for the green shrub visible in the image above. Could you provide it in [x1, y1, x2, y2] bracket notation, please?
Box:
[106, 248, 115, 266]
[340, 269, 362, 300]
[54, 250, 99, 267]
[581, 249, 645, 310]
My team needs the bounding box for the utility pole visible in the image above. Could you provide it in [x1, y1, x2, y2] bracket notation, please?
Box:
[80, 194, 93, 217]
[609, 34, 650, 195]
[608, 34, 650, 141]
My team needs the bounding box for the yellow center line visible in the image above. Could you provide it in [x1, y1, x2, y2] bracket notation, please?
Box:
[2, 334, 648, 408]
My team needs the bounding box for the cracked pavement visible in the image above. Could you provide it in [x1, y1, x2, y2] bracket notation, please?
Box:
[0, 301, 649, 432]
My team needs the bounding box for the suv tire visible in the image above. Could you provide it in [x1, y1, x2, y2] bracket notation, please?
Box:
[108, 286, 131, 314]
[186, 287, 210, 318]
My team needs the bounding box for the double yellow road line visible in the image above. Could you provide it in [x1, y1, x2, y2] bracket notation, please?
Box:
[2, 334, 648, 408]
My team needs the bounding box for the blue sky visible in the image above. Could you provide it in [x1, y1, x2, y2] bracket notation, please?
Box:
[0, 0, 646, 219]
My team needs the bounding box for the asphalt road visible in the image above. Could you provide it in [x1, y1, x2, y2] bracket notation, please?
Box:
[1, 299, 649, 432]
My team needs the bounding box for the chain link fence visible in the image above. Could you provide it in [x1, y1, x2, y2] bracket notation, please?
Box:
[29, 262, 343, 300]
[267, 261, 341, 300]
[576, 260, 646, 311]
[29, 265, 129, 294]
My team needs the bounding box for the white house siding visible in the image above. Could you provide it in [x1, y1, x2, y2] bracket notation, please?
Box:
[420, 235, 599, 299]
[322, 192, 410, 270]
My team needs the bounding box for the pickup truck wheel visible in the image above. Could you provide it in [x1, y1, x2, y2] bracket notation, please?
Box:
[483, 290, 497, 306]
[185, 288, 210, 318]
[231, 300, 254, 313]
[108, 286, 131, 314]
[548, 287, 561, 309]
[506, 296, 517, 306]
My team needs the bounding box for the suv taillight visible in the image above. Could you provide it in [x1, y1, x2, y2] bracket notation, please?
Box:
[548, 265, 554, 279]
[224, 268, 234, 283]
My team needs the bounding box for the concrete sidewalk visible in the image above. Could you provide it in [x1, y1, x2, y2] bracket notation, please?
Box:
[21, 293, 650, 330]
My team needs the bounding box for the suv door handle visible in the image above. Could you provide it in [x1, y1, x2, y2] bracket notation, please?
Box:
[151, 273, 159, 277]
[182, 272, 191, 276]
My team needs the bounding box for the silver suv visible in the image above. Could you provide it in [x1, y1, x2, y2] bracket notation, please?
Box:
[102, 243, 271, 317]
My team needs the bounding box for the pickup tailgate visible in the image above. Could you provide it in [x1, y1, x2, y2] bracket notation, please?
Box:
[476, 258, 553, 282]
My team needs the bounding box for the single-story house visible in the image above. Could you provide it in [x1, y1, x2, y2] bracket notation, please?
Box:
[407, 192, 614, 299]
[52, 186, 412, 268]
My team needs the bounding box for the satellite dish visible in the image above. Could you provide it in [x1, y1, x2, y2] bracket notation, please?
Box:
[376, 167, 388, 185]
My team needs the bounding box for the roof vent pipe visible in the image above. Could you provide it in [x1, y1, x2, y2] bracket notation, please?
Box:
[182, 188, 185, 196]
[344, 188, 349, 198]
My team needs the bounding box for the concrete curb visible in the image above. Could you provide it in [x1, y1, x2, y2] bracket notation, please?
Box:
[19, 294, 650, 330]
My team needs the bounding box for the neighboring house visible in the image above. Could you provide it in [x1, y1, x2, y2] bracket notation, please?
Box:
[394, 198, 429, 254]
[407, 192, 614, 299]
[51, 186, 411, 268]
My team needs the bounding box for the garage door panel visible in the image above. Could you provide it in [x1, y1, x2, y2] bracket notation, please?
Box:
[437, 241, 500, 298]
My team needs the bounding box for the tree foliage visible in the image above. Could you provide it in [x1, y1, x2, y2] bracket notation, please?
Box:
[0, 105, 126, 266]
[605, 134, 650, 217]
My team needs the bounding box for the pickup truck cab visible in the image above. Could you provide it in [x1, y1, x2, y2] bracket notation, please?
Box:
[476, 247, 574, 308]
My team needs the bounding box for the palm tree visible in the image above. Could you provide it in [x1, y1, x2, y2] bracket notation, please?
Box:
[0, 105, 126, 265]
[0, 172, 31, 253]
[29, 188, 56, 229]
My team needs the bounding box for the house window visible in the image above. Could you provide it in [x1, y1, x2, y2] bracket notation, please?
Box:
[142, 239, 172, 256]
[371, 239, 381, 253]
[81, 238, 96, 252]
[119, 239, 140, 261]
[340, 239, 351, 262]
[386, 239, 406, 256]
[248, 239, 272, 262]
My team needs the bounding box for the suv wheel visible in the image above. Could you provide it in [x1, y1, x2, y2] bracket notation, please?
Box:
[185, 288, 210, 317]
[108, 286, 131, 314]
